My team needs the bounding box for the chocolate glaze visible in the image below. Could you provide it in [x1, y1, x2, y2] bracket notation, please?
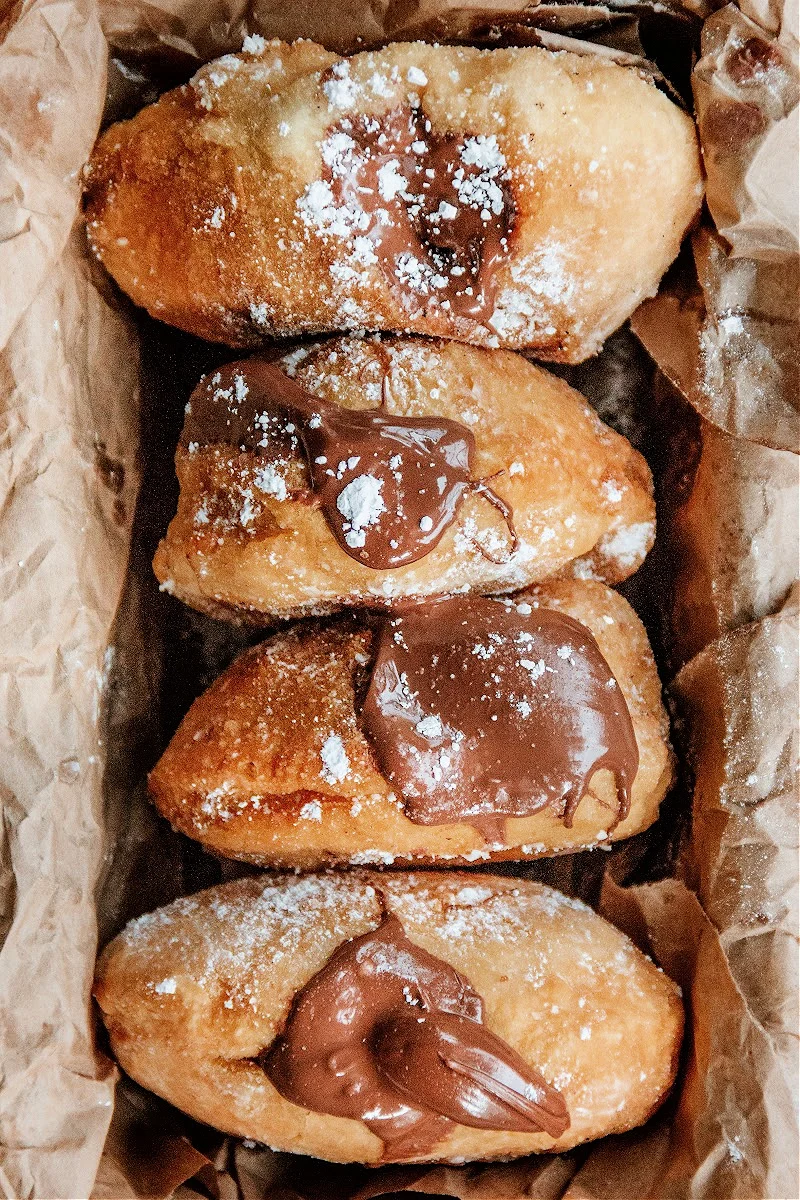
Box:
[262, 912, 569, 1161]
[322, 105, 515, 322]
[182, 358, 515, 569]
[361, 597, 639, 841]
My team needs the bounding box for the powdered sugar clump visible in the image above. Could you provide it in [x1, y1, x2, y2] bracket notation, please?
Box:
[241, 33, 267, 54]
[461, 134, 506, 173]
[450, 885, 494, 905]
[719, 313, 744, 338]
[377, 160, 408, 202]
[249, 301, 271, 329]
[396, 252, 443, 295]
[320, 733, 350, 784]
[520, 657, 546, 682]
[454, 136, 508, 218]
[321, 131, 357, 176]
[254, 463, 288, 501]
[299, 799, 323, 821]
[336, 474, 386, 548]
[298, 180, 365, 240]
[323, 61, 360, 110]
[415, 714, 444, 739]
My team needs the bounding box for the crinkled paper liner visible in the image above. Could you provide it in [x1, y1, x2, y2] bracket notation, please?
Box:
[0, 0, 796, 1196]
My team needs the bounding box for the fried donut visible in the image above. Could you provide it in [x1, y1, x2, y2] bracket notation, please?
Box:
[83, 38, 703, 361]
[148, 579, 674, 868]
[152, 337, 656, 621]
[94, 871, 683, 1164]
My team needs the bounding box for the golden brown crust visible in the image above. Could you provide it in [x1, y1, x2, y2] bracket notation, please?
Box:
[84, 39, 703, 361]
[94, 871, 684, 1164]
[148, 578, 674, 868]
[152, 337, 656, 620]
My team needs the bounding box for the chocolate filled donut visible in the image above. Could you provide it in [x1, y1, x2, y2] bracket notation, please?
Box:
[153, 336, 657, 621]
[94, 871, 683, 1165]
[148, 577, 674, 868]
[83, 39, 703, 361]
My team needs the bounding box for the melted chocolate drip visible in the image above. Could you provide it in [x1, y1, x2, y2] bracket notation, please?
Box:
[322, 106, 516, 322]
[183, 358, 515, 569]
[262, 913, 569, 1161]
[360, 597, 639, 841]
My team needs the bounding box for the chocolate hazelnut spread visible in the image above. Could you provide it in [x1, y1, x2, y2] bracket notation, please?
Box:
[320, 106, 516, 324]
[262, 912, 569, 1161]
[182, 358, 514, 569]
[360, 597, 639, 841]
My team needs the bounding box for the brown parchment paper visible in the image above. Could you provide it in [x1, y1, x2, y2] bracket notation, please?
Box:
[631, 230, 799, 452]
[0, 0, 797, 1197]
[639, 374, 798, 667]
[0, 5, 146, 1194]
[0, 143, 139, 1200]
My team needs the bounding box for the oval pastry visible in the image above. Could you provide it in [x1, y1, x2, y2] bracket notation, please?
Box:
[83, 39, 703, 361]
[94, 871, 684, 1164]
[148, 579, 674, 867]
[152, 337, 656, 621]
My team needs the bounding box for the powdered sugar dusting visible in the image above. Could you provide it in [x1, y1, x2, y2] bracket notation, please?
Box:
[382, 874, 597, 950]
[489, 241, 577, 341]
[598, 521, 654, 568]
[120, 877, 382, 1009]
